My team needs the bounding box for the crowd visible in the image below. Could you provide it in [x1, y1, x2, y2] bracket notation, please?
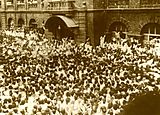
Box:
[0, 29, 160, 115]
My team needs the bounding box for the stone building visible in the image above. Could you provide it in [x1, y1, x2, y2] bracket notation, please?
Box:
[0, 0, 160, 46]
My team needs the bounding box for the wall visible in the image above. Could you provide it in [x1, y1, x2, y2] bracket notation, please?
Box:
[105, 9, 160, 35]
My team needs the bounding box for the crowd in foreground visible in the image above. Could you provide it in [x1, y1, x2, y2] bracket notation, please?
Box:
[1, 29, 160, 115]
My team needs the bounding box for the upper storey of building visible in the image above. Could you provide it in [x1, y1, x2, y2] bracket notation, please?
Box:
[0, 0, 160, 11]
[0, 0, 79, 11]
[94, 0, 160, 9]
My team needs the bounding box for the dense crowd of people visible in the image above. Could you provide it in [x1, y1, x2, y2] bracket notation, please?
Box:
[0, 29, 160, 115]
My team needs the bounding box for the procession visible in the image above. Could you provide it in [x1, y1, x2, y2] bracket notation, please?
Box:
[0, 27, 160, 115]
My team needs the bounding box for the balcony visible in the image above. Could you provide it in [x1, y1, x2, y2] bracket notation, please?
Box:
[140, 0, 160, 8]
[140, 3, 160, 8]
[108, 4, 129, 8]
[4, 0, 75, 11]
[140, 4, 160, 8]
[47, 0, 75, 10]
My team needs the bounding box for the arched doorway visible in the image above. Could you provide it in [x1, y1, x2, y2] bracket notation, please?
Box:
[18, 18, 24, 28]
[8, 18, 14, 29]
[109, 21, 128, 32]
[29, 19, 37, 29]
[45, 15, 78, 40]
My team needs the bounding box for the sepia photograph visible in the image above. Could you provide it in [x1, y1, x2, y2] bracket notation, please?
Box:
[0, 0, 160, 115]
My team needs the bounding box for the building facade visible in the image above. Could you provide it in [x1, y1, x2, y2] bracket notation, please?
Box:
[93, 0, 160, 45]
[0, 0, 160, 46]
[0, 0, 91, 45]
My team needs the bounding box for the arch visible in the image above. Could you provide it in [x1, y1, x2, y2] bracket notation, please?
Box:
[8, 18, 14, 29]
[29, 19, 37, 29]
[45, 15, 78, 40]
[107, 16, 130, 32]
[109, 21, 128, 32]
[18, 18, 25, 27]
[140, 23, 160, 35]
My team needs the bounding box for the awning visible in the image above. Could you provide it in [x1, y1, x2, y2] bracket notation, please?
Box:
[54, 15, 79, 28]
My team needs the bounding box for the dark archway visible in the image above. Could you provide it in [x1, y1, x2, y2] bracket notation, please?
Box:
[107, 21, 128, 42]
[18, 18, 24, 27]
[45, 16, 77, 40]
[29, 19, 37, 29]
[121, 91, 160, 115]
[140, 23, 160, 35]
[8, 18, 13, 29]
[109, 21, 128, 32]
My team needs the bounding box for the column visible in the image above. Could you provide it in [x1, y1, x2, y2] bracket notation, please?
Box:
[1, 14, 6, 30]
[14, 0, 17, 27]
[44, 0, 48, 10]
[1, 0, 7, 30]
[14, 0, 17, 10]
[24, 0, 28, 26]
[25, 0, 28, 10]
[1, 0, 6, 10]
[75, 11, 87, 44]
[37, 0, 41, 10]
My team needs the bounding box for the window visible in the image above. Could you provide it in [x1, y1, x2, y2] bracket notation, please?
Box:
[109, 22, 128, 32]
[141, 23, 160, 35]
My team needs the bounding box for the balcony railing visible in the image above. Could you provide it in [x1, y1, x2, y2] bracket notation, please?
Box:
[140, 0, 160, 7]
[4, 0, 75, 11]
[140, 4, 160, 8]
[47, 1, 75, 10]
[108, 0, 129, 8]
[108, 4, 129, 8]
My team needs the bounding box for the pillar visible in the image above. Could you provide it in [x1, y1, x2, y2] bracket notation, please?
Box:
[25, 0, 28, 10]
[13, 0, 17, 10]
[37, 0, 41, 10]
[24, 0, 28, 26]
[75, 10, 87, 44]
[14, 0, 17, 27]
[1, 0, 6, 10]
[43, 0, 48, 10]
[1, 0, 7, 30]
